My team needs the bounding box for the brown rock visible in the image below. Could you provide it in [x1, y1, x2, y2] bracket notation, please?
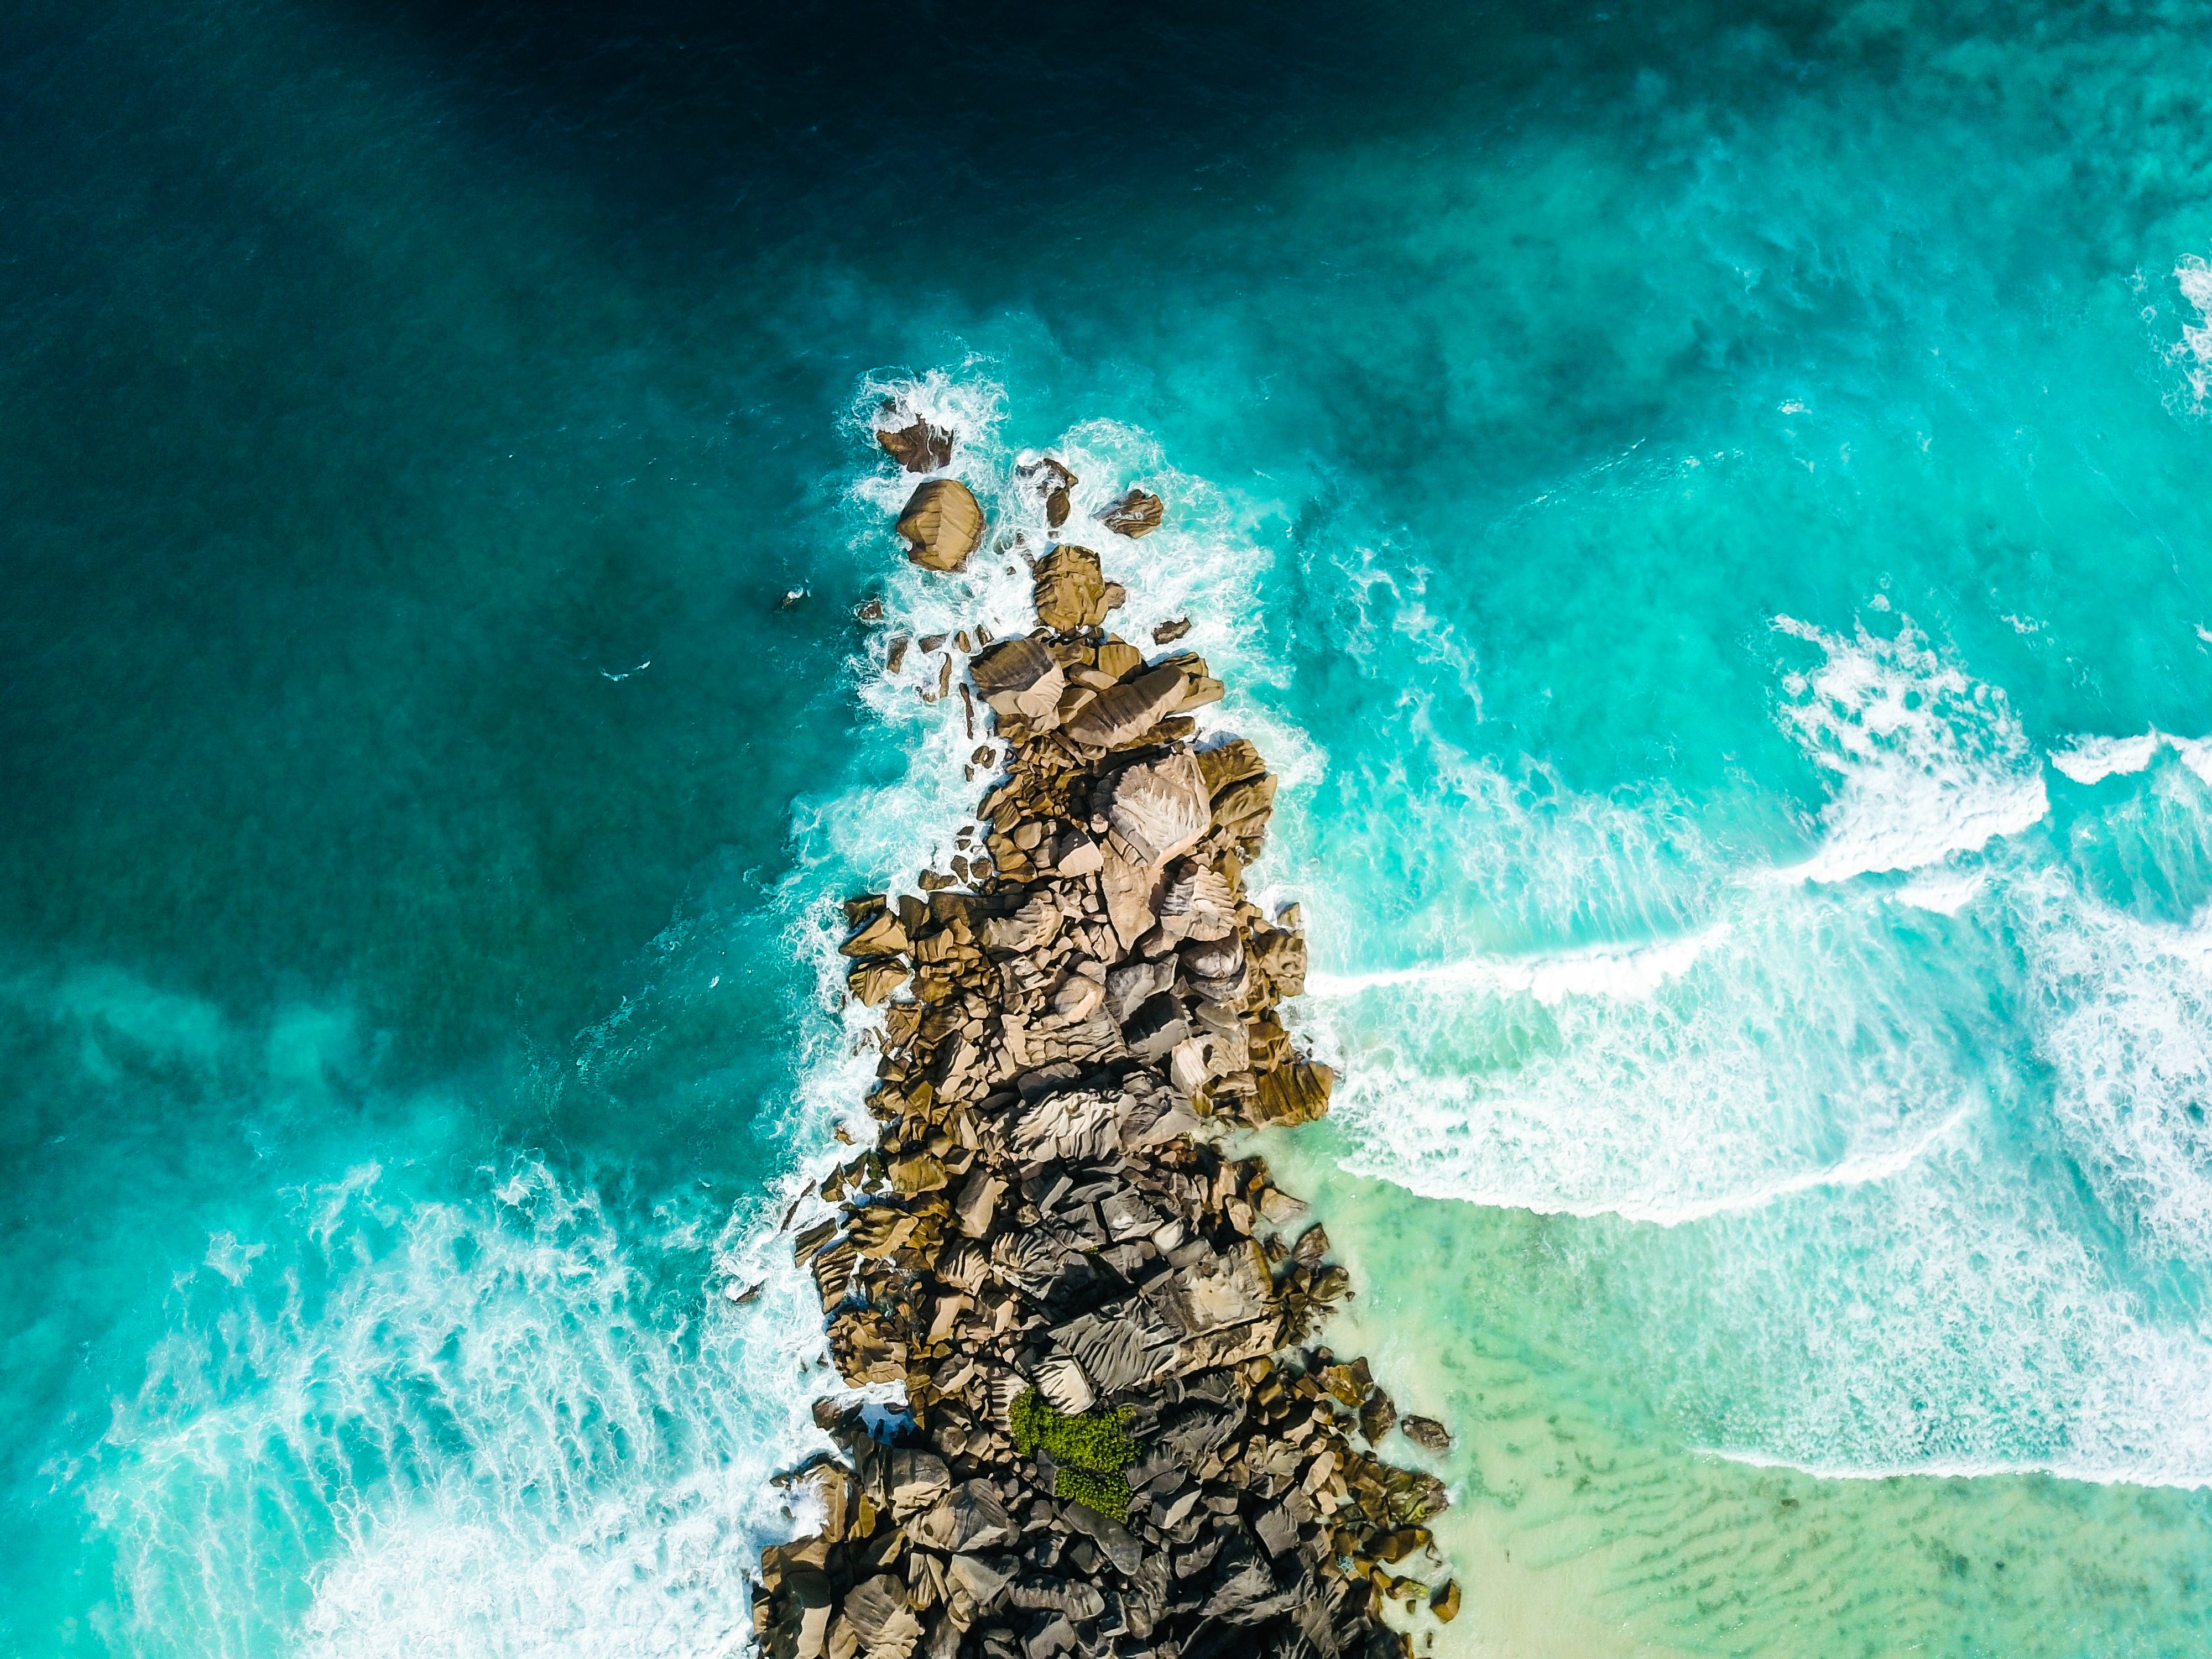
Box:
[1197, 738, 1264, 796]
[1152, 617, 1192, 645]
[1032, 545, 1118, 632]
[1098, 749, 1212, 869]
[1061, 664, 1190, 749]
[1360, 1389, 1397, 1444]
[848, 958, 911, 1006]
[1102, 487, 1165, 538]
[842, 911, 912, 958]
[878, 418, 954, 474]
[1021, 456, 1079, 529]
[896, 480, 985, 573]
[1250, 1061, 1333, 1127]
[1432, 1578, 1462, 1622]
[971, 637, 1068, 727]
[1095, 639, 1144, 680]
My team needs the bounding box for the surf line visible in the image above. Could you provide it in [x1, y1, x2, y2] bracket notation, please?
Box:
[752, 406, 1460, 1659]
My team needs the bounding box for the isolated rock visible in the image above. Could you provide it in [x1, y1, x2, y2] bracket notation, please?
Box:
[896, 480, 984, 572]
[1102, 487, 1165, 538]
[878, 417, 953, 473]
[1401, 1414, 1453, 1452]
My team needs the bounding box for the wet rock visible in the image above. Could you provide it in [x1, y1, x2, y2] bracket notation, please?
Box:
[1432, 1578, 1462, 1621]
[1020, 457, 1079, 529]
[898, 480, 985, 573]
[1400, 1415, 1452, 1453]
[848, 958, 912, 1006]
[1102, 488, 1165, 538]
[1249, 1061, 1334, 1128]
[842, 911, 912, 958]
[879, 416, 954, 473]
[1151, 617, 1192, 645]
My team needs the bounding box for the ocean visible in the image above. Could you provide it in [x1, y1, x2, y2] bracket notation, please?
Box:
[2, 0, 2209, 1653]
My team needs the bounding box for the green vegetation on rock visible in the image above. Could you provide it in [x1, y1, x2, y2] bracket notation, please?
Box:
[1010, 1389, 1142, 1521]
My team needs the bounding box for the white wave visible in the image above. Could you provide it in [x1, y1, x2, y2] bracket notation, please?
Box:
[2173, 253, 2212, 409]
[2017, 873, 2212, 1263]
[1664, 1156, 2212, 1490]
[1313, 877, 1985, 1227]
[1613, 1103, 1971, 1227]
[1770, 614, 2047, 884]
[84, 1161, 838, 1659]
[1308, 926, 1724, 1009]
[1891, 870, 1984, 914]
[2051, 727, 2212, 786]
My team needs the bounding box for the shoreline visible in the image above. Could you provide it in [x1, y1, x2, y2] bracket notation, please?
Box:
[750, 409, 1461, 1659]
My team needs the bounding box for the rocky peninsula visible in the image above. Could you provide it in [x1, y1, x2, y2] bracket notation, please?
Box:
[753, 414, 1459, 1659]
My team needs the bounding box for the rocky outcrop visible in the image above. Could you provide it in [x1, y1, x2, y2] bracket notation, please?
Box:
[1021, 457, 1080, 531]
[1101, 489, 1164, 539]
[757, 456, 1457, 1659]
[881, 416, 957, 474]
[900, 480, 987, 572]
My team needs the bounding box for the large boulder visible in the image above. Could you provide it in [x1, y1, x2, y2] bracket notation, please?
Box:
[1250, 1061, 1334, 1127]
[896, 480, 984, 572]
[970, 638, 1067, 727]
[909, 1479, 1018, 1553]
[1098, 750, 1212, 870]
[1061, 664, 1189, 749]
[836, 1575, 922, 1659]
[1032, 545, 1121, 632]
[766, 1566, 834, 1659]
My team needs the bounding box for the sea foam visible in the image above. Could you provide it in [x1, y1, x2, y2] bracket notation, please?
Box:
[1771, 614, 2048, 883]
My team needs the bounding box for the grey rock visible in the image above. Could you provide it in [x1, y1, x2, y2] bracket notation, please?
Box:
[1253, 1506, 1300, 1558]
[1024, 1615, 1077, 1659]
[1120, 992, 1191, 1062]
[1104, 958, 1175, 1022]
[1063, 1497, 1146, 1576]
[1401, 1414, 1453, 1453]
[949, 1552, 1018, 1609]
[1008, 1574, 1107, 1621]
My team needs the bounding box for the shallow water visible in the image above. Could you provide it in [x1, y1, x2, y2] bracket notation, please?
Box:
[3, 0, 2210, 1653]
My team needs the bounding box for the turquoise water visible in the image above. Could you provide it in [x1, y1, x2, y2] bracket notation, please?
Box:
[3, 0, 2210, 1652]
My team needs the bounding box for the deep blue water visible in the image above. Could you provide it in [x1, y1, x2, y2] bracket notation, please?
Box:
[3, 1, 2211, 1653]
